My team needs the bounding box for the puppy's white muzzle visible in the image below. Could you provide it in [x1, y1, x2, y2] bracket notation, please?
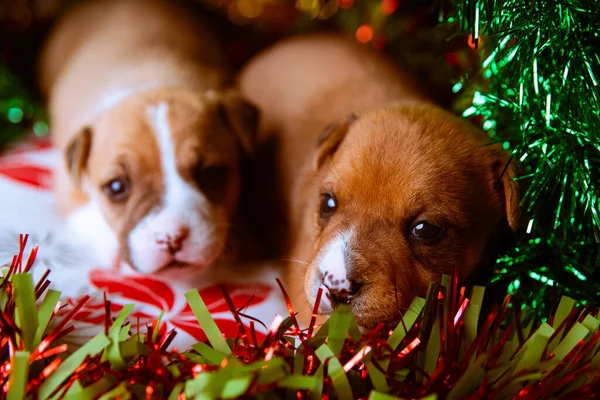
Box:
[306, 229, 356, 313]
[127, 206, 226, 275]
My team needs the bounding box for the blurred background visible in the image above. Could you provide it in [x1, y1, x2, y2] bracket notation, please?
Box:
[0, 0, 477, 148]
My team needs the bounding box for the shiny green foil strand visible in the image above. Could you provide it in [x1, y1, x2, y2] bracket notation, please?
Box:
[447, 0, 600, 311]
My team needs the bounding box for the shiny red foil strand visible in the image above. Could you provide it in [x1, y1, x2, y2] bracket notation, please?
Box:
[33, 268, 51, 294]
[4, 255, 18, 283]
[237, 311, 268, 337]
[104, 293, 111, 337]
[219, 284, 252, 353]
[159, 329, 177, 352]
[448, 269, 459, 330]
[34, 296, 90, 357]
[15, 234, 27, 273]
[23, 247, 38, 274]
[307, 287, 324, 339]
[276, 278, 306, 341]
[34, 343, 68, 361]
[28, 357, 62, 392]
[8, 234, 38, 276]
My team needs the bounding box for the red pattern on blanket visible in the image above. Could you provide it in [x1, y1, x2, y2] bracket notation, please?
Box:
[61, 269, 272, 343]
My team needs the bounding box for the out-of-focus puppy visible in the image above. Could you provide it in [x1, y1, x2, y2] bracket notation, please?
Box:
[239, 34, 519, 330]
[39, 0, 258, 276]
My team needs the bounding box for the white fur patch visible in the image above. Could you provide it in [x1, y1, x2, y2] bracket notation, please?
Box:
[67, 199, 119, 267]
[126, 102, 221, 274]
[318, 230, 354, 292]
[149, 102, 196, 208]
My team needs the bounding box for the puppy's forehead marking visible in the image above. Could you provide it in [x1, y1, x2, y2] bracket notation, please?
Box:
[318, 229, 354, 292]
[148, 103, 179, 195]
[146, 102, 204, 207]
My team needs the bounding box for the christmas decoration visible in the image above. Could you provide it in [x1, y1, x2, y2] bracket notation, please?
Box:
[2, 237, 599, 399]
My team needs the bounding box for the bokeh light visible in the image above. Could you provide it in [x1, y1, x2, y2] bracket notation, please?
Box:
[355, 24, 374, 43]
[381, 0, 399, 16]
[7, 108, 23, 124]
[467, 33, 479, 50]
[237, 0, 263, 19]
[33, 121, 49, 137]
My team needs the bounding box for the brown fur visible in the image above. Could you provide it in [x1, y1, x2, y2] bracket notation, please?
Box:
[239, 34, 519, 329]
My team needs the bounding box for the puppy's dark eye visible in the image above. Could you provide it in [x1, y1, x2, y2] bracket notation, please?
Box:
[194, 165, 230, 201]
[410, 221, 443, 243]
[102, 178, 130, 203]
[319, 192, 337, 221]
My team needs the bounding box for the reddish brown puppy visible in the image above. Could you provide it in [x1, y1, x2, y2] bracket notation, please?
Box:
[239, 34, 519, 330]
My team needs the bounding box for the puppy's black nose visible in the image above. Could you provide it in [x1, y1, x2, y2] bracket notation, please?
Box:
[322, 275, 361, 305]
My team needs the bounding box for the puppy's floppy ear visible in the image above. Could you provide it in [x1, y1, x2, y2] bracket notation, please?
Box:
[491, 152, 520, 231]
[212, 90, 259, 155]
[313, 113, 358, 170]
[64, 126, 92, 188]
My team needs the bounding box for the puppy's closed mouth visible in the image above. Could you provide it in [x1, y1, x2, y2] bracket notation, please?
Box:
[157, 261, 199, 274]
[164, 261, 191, 269]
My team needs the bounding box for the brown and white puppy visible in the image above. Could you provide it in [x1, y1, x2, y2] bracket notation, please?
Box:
[39, 0, 258, 276]
[239, 34, 519, 330]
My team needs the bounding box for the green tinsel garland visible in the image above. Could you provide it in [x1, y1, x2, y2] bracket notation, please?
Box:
[444, 0, 600, 310]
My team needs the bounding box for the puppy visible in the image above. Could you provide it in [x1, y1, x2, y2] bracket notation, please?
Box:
[239, 34, 519, 330]
[39, 0, 258, 276]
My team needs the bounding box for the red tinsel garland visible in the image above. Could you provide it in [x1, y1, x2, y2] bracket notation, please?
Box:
[1, 234, 599, 399]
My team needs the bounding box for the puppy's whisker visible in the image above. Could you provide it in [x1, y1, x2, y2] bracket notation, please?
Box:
[282, 257, 309, 266]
